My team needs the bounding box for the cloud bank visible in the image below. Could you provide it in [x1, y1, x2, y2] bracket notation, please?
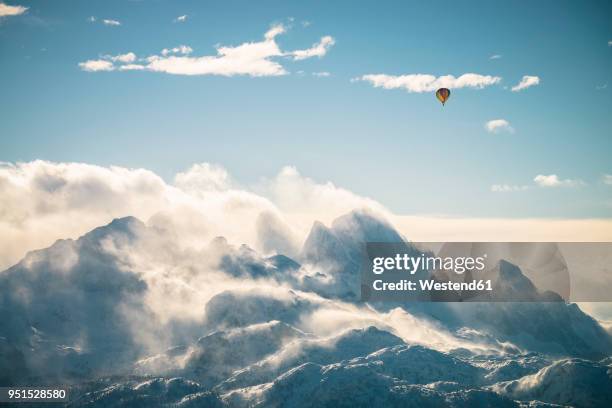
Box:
[79, 23, 335, 77]
[2, 161, 611, 272]
[0, 161, 386, 269]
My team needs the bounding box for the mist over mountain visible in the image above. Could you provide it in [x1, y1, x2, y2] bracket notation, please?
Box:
[1, 210, 611, 407]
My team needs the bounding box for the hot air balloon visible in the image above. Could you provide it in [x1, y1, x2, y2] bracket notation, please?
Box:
[435, 88, 451, 106]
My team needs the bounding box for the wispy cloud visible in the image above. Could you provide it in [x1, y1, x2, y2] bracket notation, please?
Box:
[174, 15, 188, 23]
[312, 71, 330, 77]
[485, 119, 514, 134]
[291, 36, 335, 60]
[533, 174, 584, 188]
[603, 174, 612, 185]
[79, 59, 114, 72]
[79, 23, 335, 77]
[491, 184, 528, 192]
[489, 54, 502, 60]
[104, 52, 137, 63]
[356, 73, 501, 93]
[102, 19, 121, 26]
[0, 2, 28, 17]
[511, 75, 540, 92]
[88, 16, 122, 26]
[160, 45, 192, 56]
[79, 53, 139, 72]
[492, 174, 586, 192]
[596, 83, 608, 91]
[118, 64, 145, 71]
[608, 40, 612, 47]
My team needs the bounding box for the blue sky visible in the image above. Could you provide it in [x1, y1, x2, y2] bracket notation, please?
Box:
[1, 0, 611, 218]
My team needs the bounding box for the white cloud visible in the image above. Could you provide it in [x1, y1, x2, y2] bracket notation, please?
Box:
[160, 45, 193, 56]
[493, 174, 586, 193]
[102, 19, 121, 26]
[118, 64, 145, 71]
[0, 161, 389, 270]
[262, 166, 389, 220]
[78, 59, 115, 72]
[357, 73, 501, 93]
[511, 75, 540, 92]
[489, 54, 502, 60]
[603, 174, 612, 185]
[88, 16, 121, 27]
[485, 119, 514, 134]
[312, 71, 330, 77]
[174, 163, 233, 193]
[608, 40, 612, 47]
[174, 14, 188, 23]
[264, 23, 286, 40]
[0, 2, 27, 17]
[106, 52, 137, 63]
[146, 40, 286, 77]
[533, 174, 563, 187]
[533, 174, 583, 188]
[79, 53, 142, 71]
[79, 23, 335, 77]
[2, 160, 611, 273]
[292, 36, 335, 60]
[491, 184, 528, 193]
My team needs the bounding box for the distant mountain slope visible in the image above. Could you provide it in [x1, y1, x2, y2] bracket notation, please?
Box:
[300, 211, 612, 358]
[0, 217, 152, 384]
[217, 326, 405, 392]
[224, 359, 515, 408]
[491, 358, 612, 407]
[0, 212, 611, 408]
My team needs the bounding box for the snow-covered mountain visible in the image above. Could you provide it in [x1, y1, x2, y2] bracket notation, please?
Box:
[0, 217, 153, 384]
[1, 211, 611, 407]
[300, 210, 418, 300]
[491, 358, 612, 407]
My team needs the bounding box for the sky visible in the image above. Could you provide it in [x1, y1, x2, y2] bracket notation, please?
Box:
[1, 0, 612, 219]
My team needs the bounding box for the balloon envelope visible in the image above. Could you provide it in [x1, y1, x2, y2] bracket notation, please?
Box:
[436, 88, 451, 105]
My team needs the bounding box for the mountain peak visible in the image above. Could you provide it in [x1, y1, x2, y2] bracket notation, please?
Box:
[331, 209, 403, 243]
[491, 259, 540, 300]
[82, 216, 146, 243]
